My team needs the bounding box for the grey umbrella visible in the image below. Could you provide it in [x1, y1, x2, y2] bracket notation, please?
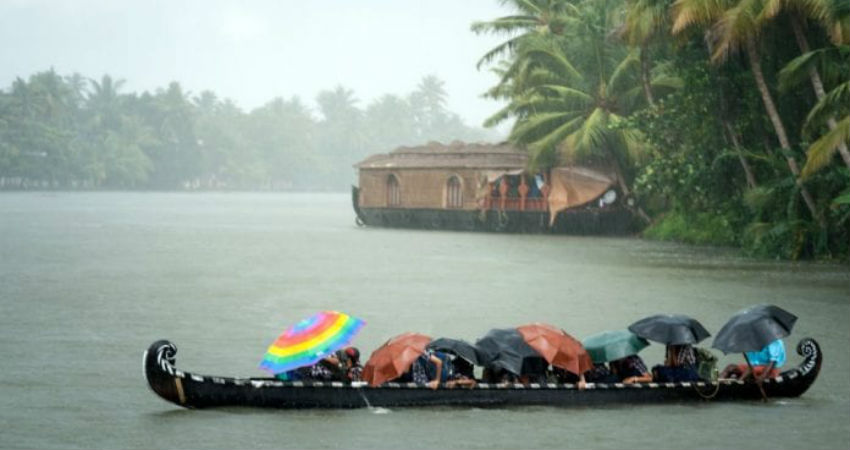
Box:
[628, 314, 711, 345]
[475, 328, 544, 376]
[712, 304, 797, 354]
[427, 337, 484, 366]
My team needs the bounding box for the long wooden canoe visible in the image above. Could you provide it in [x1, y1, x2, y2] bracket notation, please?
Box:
[144, 338, 821, 409]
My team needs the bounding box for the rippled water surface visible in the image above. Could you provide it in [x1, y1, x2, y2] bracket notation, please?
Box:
[1, 192, 848, 449]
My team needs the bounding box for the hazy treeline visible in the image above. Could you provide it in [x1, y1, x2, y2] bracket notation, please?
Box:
[474, 0, 849, 259]
[0, 71, 495, 191]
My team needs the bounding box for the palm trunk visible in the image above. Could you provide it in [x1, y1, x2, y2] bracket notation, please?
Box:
[723, 122, 758, 189]
[640, 42, 655, 107]
[610, 155, 652, 224]
[716, 80, 758, 189]
[745, 36, 825, 228]
[788, 16, 850, 171]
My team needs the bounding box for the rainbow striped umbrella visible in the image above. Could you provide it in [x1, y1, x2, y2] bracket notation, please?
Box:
[259, 311, 366, 375]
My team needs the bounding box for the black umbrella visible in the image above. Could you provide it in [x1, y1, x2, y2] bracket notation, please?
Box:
[475, 328, 544, 376]
[628, 314, 711, 345]
[427, 337, 484, 366]
[712, 304, 797, 354]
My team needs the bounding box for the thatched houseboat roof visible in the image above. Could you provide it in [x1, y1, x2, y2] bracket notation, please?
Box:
[355, 141, 527, 170]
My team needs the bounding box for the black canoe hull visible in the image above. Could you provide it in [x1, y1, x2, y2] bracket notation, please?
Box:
[144, 338, 821, 410]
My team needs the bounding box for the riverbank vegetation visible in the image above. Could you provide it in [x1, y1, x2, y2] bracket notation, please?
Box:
[0, 73, 493, 191]
[473, 0, 848, 260]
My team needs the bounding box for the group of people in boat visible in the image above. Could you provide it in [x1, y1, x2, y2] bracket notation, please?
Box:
[478, 343, 710, 389]
[276, 347, 364, 383]
[274, 337, 787, 389]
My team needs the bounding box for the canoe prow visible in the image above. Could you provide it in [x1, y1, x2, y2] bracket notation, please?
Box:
[782, 337, 822, 397]
[144, 340, 184, 406]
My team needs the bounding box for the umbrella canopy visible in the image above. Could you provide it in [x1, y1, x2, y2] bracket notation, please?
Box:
[362, 332, 432, 386]
[712, 304, 797, 354]
[259, 311, 366, 375]
[628, 314, 711, 345]
[517, 323, 594, 375]
[475, 328, 544, 376]
[582, 330, 649, 363]
[427, 338, 483, 366]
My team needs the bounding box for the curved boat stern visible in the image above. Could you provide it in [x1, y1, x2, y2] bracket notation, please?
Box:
[778, 337, 822, 397]
[144, 340, 187, 408]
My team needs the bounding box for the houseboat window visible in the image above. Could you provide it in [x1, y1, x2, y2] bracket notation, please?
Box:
[386, 174, 400, 207]
[446, 176, 463, 208]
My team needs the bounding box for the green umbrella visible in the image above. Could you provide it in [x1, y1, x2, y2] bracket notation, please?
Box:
[582, 330, 650, 363]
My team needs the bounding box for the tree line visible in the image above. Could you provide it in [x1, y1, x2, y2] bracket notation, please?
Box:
[473, 0, 848, 259]
[0, 72, 494, 191]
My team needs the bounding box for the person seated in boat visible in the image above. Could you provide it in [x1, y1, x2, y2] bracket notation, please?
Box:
[342, 347, 363, 382]
[308, 354, 342, 381]
[547, 366, 588, 390]
[395, 349, 443, 389]
[482, 367, 517, 384]
[720, 338, 785, 382]
[652, 344, 701, 382]
[609, 354, 653, 384]
[275, 362, 319, 381]
[296, 347, 361, 382]
[444, 356, 476, 389]
[583, 362, 619, 384]
[518, 357, 548, 385]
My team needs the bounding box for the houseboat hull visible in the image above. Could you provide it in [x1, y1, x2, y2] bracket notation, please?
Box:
[352, 187, 635, 235]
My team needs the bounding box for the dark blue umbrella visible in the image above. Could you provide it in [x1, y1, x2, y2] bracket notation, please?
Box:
[712, 304, 797, 354]
[427, 337, 484, 366]
[628, 314, 711, 345]
[475, 328, 544, 376]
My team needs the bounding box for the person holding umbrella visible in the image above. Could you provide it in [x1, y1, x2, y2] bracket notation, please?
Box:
[714, 304, 796, 381]
[259, 311, 366, 382]
[427, 338, 480, 388]
[407, 349, 445, 389]
[628, 313, 711, 383]
[609, 354, 653, 384]
[583, 330, 652, 384]
[713, 304, 797, 401]
[362, 332, 444, 389]
[720, 339, 785, 381]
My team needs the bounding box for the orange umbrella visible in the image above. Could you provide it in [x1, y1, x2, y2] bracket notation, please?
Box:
[517, 323, 593, 376]
[362, 332, 432, 386]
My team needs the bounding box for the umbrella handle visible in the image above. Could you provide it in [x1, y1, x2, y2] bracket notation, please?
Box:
[743, 353, 768, 402]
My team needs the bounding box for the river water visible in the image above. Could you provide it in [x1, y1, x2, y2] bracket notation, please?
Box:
[0, 192, 848, 449]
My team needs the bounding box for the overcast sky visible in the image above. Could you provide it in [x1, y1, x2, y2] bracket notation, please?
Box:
[0, 0, 512, 133]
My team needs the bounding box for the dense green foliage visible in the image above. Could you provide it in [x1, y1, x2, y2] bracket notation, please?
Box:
[474, 0, 849, 259]
[0, 73, 493, 191]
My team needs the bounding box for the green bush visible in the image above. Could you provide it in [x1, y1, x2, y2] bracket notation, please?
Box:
[643, 210, 739, 247]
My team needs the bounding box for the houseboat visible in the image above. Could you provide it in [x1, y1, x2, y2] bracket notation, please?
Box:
[352, 142, 635, 234]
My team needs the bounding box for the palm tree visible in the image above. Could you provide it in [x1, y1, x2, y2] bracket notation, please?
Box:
[87, 75, 126, 129]
[410, 75, 451, 139]
[779, 43, 850, 172]
[799, 80, 849, 177]
[315, 86, 366, 181]
[672, 0, 826, 227]
[619, 0, 675, 105]
[483, 0, 677, 208]
[471, 0, 575, 68]
[726, 0, 850, 171]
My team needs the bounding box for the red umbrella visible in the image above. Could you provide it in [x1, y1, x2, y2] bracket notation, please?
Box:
[362, 332, 432, 386]
[517, 323, 593, 376]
